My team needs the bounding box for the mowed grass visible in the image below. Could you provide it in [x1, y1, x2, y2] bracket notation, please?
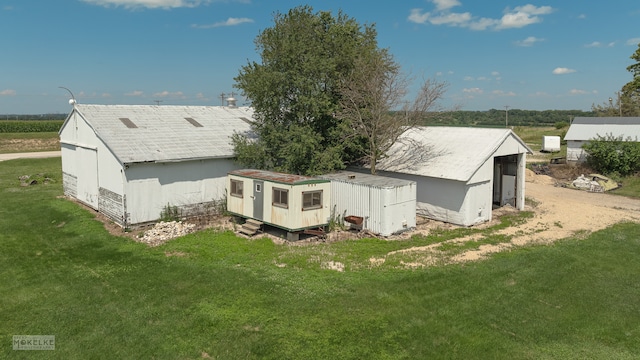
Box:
[2, 158, 640, 359]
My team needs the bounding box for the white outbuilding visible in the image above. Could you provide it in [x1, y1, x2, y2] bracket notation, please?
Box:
[318, 171, 416, 237]
[59, 103, 254, 227]
[564, 117, 640, 162]
[372, 126, 533, 227]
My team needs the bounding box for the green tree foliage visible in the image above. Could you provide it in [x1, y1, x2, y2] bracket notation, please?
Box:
[593, 42, 640, 116]
[233, 6, 380, 175]
[621, 43, 640, 116]
[582, 134, 640, 176]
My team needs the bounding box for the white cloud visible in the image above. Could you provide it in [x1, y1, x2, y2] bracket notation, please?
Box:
[409, 3, 554, 31]
[125, 90, 144, 96]
[192, 17, 253, 29]
[153, 90, 185, 98]
[552, 67, 576, 75]
[515, 36, 544, 47]
[0, 89, 16, 96]
[492, 90, 516, 97]
[491, 71, 500, 77]
[627, 38, 640, 46]
[102, 93, 112, 98]
[81, 0, 215, 9]
[497, 5, 554, 30]
[585, 41, 616, 48]
[569, 89, 589, 95]
[462, 87, 483, 94]
[431, 0, 461, 11]
[578, 14, 587, 19]
[463, 76, 474, 81]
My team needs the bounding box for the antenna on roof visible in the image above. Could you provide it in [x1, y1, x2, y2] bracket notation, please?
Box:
[59, 86, 76, 106]
[154, 100, 163, 106]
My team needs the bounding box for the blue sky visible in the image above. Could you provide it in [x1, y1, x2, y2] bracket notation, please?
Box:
[1, 0, 639, 114]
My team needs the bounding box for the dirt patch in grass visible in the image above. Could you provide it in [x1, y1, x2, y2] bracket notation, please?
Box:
[0, 137, 60, 153]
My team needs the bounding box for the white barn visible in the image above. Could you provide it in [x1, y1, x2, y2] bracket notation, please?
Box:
[59, 104, 254, 227]
[372, 126, 532, 227]
[564, 117, 640, 162]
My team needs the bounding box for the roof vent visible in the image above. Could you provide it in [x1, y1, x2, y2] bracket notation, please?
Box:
[226, 97, 237, 107]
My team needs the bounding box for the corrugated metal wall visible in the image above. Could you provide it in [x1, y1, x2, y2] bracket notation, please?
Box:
[324, 175, 416, 237]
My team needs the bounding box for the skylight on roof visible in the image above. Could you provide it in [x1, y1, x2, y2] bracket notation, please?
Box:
[185, 117, 203, 127]
[119, 118, 137, 128]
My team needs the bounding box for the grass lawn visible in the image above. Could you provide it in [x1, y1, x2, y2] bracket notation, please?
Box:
[2, 158, 640, 359]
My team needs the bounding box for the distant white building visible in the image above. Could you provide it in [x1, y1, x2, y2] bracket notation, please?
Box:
[371, 126, 532, 227]
[564, 117, 640, 162]
[59, 104, 254, 227]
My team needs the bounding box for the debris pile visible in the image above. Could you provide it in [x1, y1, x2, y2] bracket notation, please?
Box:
[570, 174, 618, 192]
[530, 164, 552, 176]
[19, 174, 54, 186]
[139, 221, 196, 246]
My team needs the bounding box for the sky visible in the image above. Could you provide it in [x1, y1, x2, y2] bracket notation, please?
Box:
[1, 0, 639, 114]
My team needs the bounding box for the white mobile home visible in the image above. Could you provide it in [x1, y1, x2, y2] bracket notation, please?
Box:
[564, 117, 640, 162]
[59, 103, 254, 227]
[227, 169, 331, 237]
[318, 171, 416, 237]
[373, 126, 532, 227]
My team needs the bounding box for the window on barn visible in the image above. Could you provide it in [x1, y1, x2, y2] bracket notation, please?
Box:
[302, 190, 322, 211]
[230, 179, 243, 198]
[272, 188, 288, 209]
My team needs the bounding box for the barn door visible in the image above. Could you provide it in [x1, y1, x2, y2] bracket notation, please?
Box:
[253, 181, 264, 221]
[77, 147, 99, 209]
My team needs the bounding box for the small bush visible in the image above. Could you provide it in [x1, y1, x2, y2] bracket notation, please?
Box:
[554, 121, 569, 129]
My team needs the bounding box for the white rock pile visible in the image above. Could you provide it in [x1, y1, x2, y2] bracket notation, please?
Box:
[139, 221, 196, 246]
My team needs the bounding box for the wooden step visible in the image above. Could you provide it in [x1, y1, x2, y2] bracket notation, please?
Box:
[246, 218, 263, 226]
[242, 222, 260, 232]
[238, 226, 257, 236]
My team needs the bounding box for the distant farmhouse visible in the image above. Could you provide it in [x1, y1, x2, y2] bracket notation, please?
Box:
[370, 126, 532, 227]
[564, 117, 640, 162]
[59, 103, 254, 227]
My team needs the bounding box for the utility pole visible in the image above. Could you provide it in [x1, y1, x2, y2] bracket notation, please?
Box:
[153, 100, 163, 106]
[504, 105, 510, 128]
[219, 92, 226, 106]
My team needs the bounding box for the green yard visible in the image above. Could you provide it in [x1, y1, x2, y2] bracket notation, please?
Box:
[1, 157, 640, 359]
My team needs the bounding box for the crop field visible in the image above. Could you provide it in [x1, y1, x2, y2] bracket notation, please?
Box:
[1, 157, 640, 359]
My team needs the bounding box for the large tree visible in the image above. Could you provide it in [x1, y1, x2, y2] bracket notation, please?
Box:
[337, 51, 448, 174]
[232, 6, 381, 175]
[593, 42, 640, 116]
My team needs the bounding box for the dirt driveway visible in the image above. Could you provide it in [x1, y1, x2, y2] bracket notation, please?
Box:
[378, 169, 640, 267]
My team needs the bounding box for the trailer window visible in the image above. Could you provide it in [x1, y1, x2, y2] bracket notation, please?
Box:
[302, 190, 322, 210]
[230, 179, 243, 198]
[273, 188, 288, 209]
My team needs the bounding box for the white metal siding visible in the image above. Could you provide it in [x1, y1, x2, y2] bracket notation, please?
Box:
[567, 140, 587, 162]
[124, 158, 240, 225]
[326, 179, 416, 236]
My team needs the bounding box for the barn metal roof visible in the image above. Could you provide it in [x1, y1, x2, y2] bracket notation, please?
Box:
[318, 171, 415, 188]
[229, 169, 329, 185]
[62, 104, 255, 164]
[564, 117, 640, 141]
[375, 126, 533, 182]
